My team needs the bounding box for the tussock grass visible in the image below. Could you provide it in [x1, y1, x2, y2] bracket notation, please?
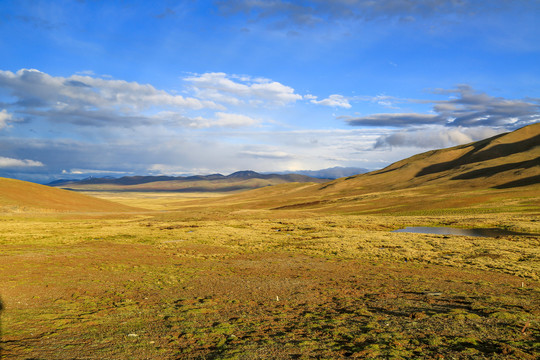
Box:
[1, 124, 539, 358]
[1, 206, 538, 358]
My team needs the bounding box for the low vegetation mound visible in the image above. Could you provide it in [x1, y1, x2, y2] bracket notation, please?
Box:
[0, 177, 138, 212]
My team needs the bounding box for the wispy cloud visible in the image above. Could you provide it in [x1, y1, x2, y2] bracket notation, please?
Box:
[216, 0, 488, 28]
[239, 150, 292, 159]
[344, 85, 540, 129]
[358, 95, 402, 109]
[432, 85, 540, 127]
[343, 113, 440, 127]
[152, 111, 260, 128]
[62, 169, 131, 175]
[0, 109, 14, 129]
[10, 14, 64, 30]
[344, 85, 540, 149]
[311, 94, 351, 109]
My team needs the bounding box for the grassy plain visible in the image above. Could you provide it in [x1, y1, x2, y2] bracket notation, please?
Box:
[1, 189, 539, 359]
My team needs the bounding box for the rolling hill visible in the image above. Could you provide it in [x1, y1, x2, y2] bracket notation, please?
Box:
[180, 123, 540, 214]
[48, 171, 327, 192]
[0, 177, 138, 213]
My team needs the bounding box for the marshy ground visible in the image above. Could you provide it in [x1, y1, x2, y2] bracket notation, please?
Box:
[0, 194, 538, 359]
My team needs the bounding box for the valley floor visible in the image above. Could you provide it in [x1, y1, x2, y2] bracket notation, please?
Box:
[0, 204, 538, 359]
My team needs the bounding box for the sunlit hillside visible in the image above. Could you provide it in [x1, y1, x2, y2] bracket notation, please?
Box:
[0, 177, 138, 213]
[173, 123, 540, 215]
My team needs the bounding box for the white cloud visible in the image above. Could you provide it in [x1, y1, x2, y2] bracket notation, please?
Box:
[184, 72, 303, 106]
[153, 111, 260, 128]
[311, 94, 351, 109]
[0, 68, 221, 127]
[239, 150, 292, 159]
[148, 164, 214, 176]
[1, 68, 216, 110]
[213, 112, 260, 127]
[62, 169, 130, 175]
[0, 109, 13, 129]
[0, 156, 44, 168]
[374, 126, 502, 149]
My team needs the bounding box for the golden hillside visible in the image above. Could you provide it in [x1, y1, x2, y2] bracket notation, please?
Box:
[179, 123, 540, 215]
[0, 177, 138, 213]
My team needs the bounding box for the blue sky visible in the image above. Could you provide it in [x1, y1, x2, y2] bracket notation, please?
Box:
[0, 0, 539, 182]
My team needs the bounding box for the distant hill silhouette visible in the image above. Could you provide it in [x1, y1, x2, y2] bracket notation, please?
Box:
[48, 171, 327, 192]
[277, 167, 369, 179]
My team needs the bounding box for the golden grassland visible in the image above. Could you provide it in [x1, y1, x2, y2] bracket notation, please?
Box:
[1, 125, 539, 358]
[75, 191, 233, 211]
[0, 178, 137, 213]
[1, 187, 539, 359]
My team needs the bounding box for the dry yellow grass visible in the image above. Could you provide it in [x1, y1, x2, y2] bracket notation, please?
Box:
[0, 207, 538, 359]
[164, 124, 539, 215]
[0, 177, 138, 213]
[77, 191, 232, 210]
[0, 124, 539, 358]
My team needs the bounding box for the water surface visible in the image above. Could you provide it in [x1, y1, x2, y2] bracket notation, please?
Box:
[392, 227, 533, 238]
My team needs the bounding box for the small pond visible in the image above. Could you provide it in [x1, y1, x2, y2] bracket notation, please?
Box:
[392, 226, 535, 238]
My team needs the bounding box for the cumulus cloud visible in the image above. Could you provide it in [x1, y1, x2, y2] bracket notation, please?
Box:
[0, 109, 14, 129]
[0, 156, 44, 168]
[373, 126, 503, 149]
[345, 85, 540, 129]
[0, 68, 220, 127]
[311, 94, 351, 109]
[1, 68, 214, 110]
[184, 72, 303, 106]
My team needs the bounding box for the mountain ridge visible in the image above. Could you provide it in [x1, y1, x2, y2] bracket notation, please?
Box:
[184, 123, 539, 214]
[47, 170, 329, 192]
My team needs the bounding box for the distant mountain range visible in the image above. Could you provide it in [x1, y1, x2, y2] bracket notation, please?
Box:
[46, 170, 332, 192]
[46, 167, 370, 193]
[199, 123, 540, 214]
[276, 167, 369, 179]
[2, 124, 538, 213]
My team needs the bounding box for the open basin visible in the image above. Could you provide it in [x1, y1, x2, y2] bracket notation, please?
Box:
[392, 226, 535, 238]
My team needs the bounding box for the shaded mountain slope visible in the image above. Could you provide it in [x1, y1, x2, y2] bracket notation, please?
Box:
[178, 124, 539, 214]
[0, 177, 138, 212]
[320, 123, 540, 194]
